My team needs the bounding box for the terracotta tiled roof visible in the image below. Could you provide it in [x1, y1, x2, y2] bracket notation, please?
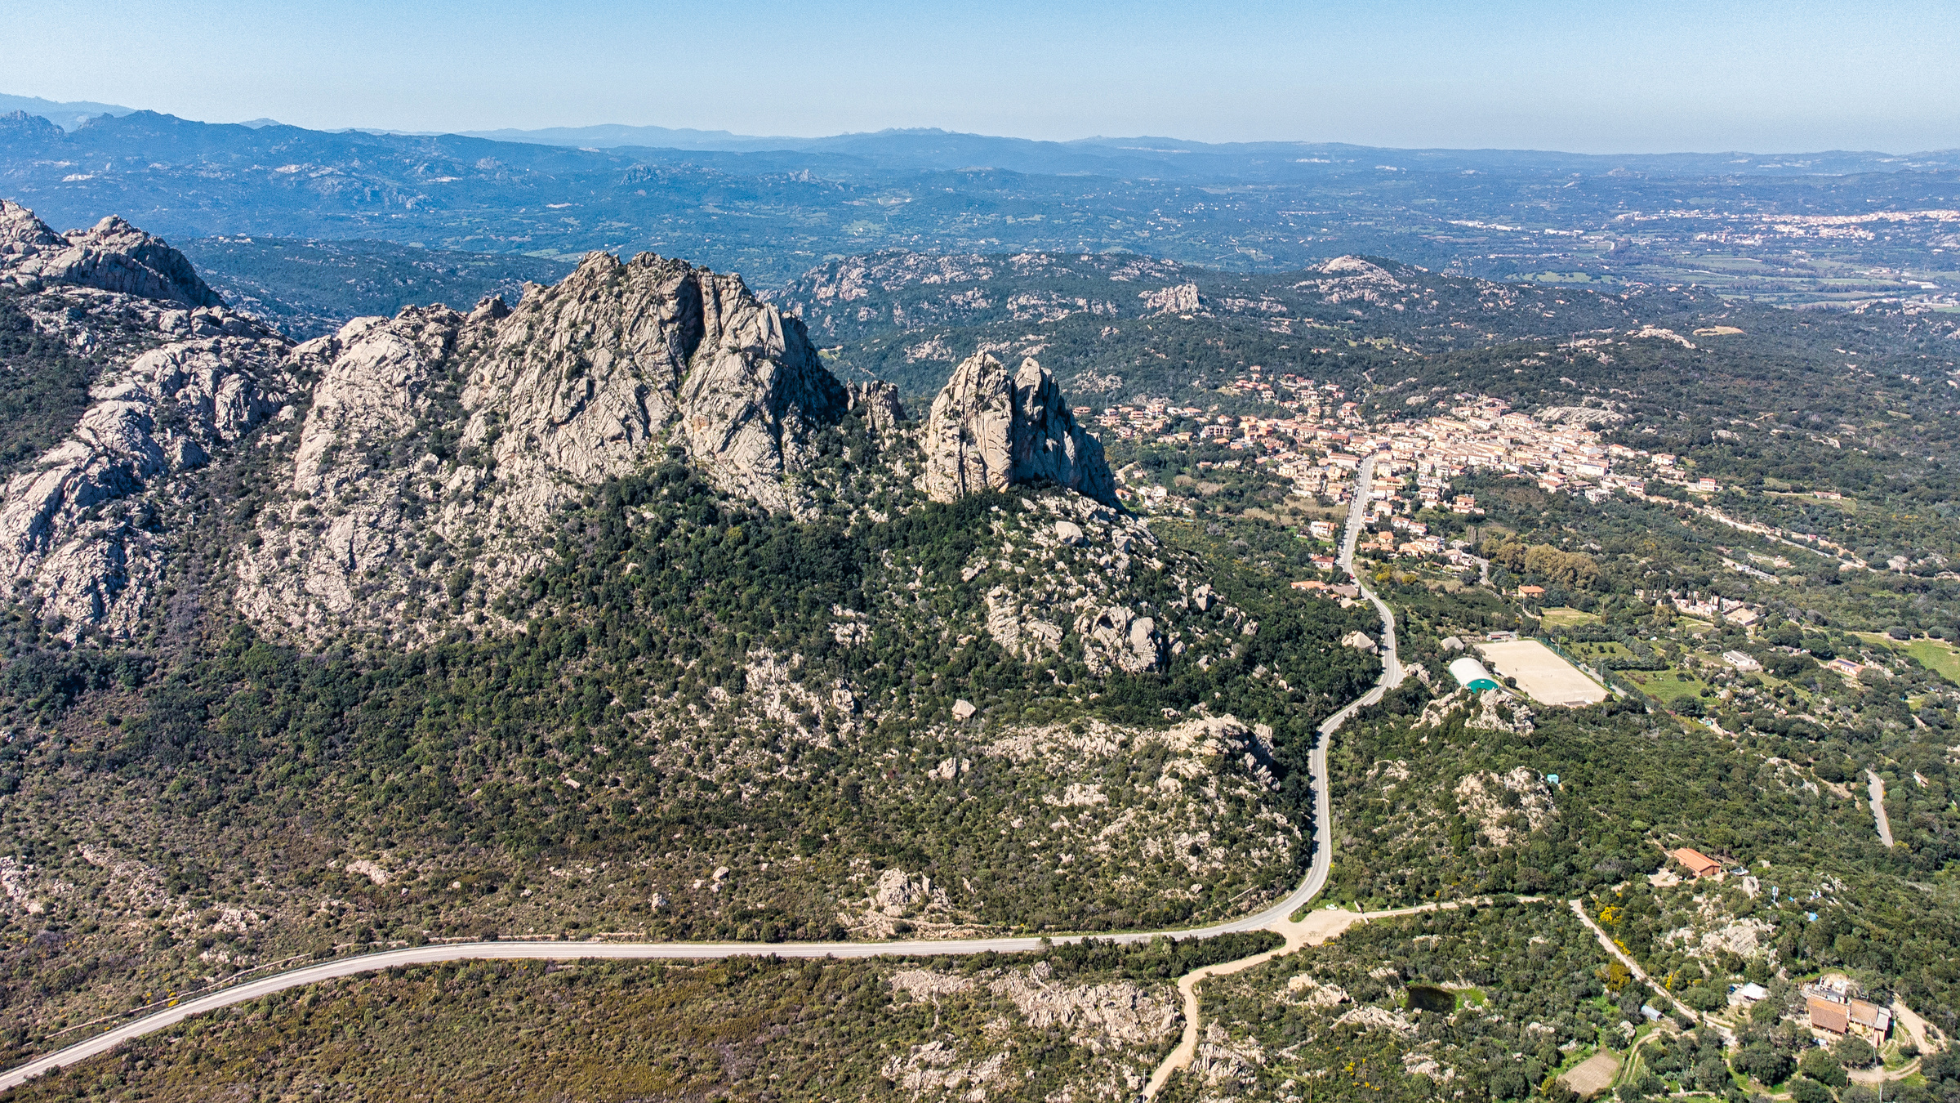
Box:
[1848, 998, 1891, 1033]
[1671, 848, 1721, 878]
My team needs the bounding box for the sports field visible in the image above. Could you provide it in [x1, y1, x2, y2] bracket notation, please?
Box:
[1477, 639, 1609, 707]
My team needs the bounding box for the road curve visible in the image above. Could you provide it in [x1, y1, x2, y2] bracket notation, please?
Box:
[0, 459, 1406, 1093]
[1137, 453, 1403, 1099]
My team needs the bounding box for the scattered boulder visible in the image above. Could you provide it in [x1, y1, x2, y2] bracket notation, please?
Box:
[1454, 768, 1557, 847]
[1077, 605, 1167, 675]
[1343, 630, 1379, 653]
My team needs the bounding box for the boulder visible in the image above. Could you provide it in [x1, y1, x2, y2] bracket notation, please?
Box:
[1342, 630, 1379, 653]
[1076, 605, 1166, 675]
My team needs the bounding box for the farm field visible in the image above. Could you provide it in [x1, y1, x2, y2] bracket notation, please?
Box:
[1623, 668, 1711, 705]
[1538, 607, 1599, 628]
[1854, 633, 1960, 686]
[1558, 1051, 1621, 1097]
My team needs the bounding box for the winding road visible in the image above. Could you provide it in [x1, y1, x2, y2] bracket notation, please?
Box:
[0, 457, 1407, 1094]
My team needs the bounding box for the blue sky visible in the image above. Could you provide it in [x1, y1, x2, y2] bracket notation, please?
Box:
[5, 0, 1957, 152]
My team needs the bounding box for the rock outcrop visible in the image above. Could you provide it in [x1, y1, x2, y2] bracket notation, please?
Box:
[0, 201, 1127, 647]
[0, 200, 221, 307]
[0, 337, 289, 636]
[921, 353, 1116, 507]
[671, 263, 850, 510]
[1139, 282, 1206, 315]
[236, 251, 859, 642]
[1077, 605, 1167, 675]
[846, 380, 906, 434]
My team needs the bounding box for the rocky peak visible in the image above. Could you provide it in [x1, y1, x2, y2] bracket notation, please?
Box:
[0, 200, 221, 306]
[0, 218, 1123, 647]
[673, 259, 850, 511]
[238, 250, 863, 642]
[921, 352, 1116, 507]
[0, 112, 65, 142]
[0, 199, 63, 255]
[459, 250, 849, 511]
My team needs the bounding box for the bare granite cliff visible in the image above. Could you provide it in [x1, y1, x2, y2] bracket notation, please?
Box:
[922, 352, 1117, 507]
[0, 337, 290, 637]
[234, 251, 865, 642]
[0, 199, 222, 307]
[0, 202, 287, 637]
[0, 202, 1125, 646]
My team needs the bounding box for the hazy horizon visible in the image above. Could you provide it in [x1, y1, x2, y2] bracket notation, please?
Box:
[7, 94, 1958, 162]
[6, 0, 1958, 155]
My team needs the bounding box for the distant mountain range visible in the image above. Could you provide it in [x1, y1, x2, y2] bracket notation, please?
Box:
[10, 92, 1958, 179]
[0, 92, 136, 131]
[5, 94, 1958, 302]
[452, 124, 1960, 180]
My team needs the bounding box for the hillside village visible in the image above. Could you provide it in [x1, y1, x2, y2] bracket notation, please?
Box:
[1080, 365, 1934, 645]
[1087, 372, 1714, 563]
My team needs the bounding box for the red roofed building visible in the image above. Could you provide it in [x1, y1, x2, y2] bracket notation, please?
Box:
[1671, 848, 1721, 879]
[1848, 998, 1892, 1039]
[1809, 996, 1849, 1035]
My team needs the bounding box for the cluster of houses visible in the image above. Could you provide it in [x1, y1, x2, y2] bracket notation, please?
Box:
[1673, 849, 1895, 1043]
[1095, 385, 1723, 552]
[1801, 979, 1893, 1042]
[1661, 591, 1765, 627]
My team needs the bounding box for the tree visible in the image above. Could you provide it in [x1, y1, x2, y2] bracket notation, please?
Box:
[1490, 1063, 1530, 1100]
[1733, 1043, 1794, 1086]
[1798, 1048, 1848, 1088]
[1789, 1077, 1833, 1103]
[1680, 984, 1725, 1011]
[1832, 1035, 1877, 1069]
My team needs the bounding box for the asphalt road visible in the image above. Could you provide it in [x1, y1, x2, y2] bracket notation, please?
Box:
[0, 457, 1407, 1092]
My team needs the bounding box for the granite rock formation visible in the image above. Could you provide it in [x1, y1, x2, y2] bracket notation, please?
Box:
[0, 201, 1125, 645]
[236, 251, 859, 642]
[0, 337, 290, 637]
[920, 352, 1116, 507]
[0, 200, 221, 307]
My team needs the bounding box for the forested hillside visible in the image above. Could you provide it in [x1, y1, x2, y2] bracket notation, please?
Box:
[0, 193, 1954, 1101]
